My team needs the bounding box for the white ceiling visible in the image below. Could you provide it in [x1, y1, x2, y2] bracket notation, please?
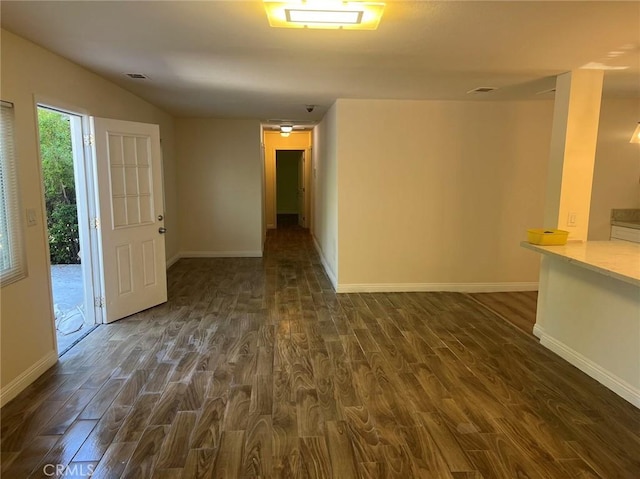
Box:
[1, 1, 639, 124]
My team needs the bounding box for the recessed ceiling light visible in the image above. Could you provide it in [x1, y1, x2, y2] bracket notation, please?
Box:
[264, 1, 385, 30]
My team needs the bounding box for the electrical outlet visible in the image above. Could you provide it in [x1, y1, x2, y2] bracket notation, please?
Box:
[567, 211, 577, 227]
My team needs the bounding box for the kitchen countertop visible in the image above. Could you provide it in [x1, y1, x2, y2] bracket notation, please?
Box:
[611, 209, 640, 230]
[612, 220, 640, 230]
[521, 240, 640, 287]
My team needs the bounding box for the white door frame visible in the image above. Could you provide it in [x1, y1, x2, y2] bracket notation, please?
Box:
[297, 151, 305, 226]
[80, 114, 105, 324]
[34, 99, 103, 336]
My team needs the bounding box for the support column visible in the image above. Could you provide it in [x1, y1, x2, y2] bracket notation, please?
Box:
[543, 69, 604, 241]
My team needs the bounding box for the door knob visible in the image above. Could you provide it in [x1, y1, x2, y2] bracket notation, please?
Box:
[158, 227, 167, 234]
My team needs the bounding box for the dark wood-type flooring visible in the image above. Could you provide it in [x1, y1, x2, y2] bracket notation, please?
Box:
[2, 227, 639, 478]
[468, 292, 537, 336]
[277, 214, 299, 228]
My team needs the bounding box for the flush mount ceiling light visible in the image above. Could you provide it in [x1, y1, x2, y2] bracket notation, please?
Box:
[280, 125, 293, 137]
[264, 1, 385, 30]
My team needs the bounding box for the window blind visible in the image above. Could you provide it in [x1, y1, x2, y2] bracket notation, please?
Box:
[0, 100, 27, 286]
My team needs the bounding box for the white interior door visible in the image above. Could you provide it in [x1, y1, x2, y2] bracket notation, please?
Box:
[91, 118, 167, 323]
[298, 152, 305, 227]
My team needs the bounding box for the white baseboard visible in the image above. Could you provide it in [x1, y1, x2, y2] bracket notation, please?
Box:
[0, 350, 58, 408]
[180, 250, 263, 258]
[532, 323, 544, 339]
[535, 324, 640, 408]
[335, 282, 539, 293]
[166, 253, 181, 269]
[312, 235, 338, 290]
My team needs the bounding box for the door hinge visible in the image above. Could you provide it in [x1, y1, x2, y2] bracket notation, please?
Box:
[91, 217, 101, 229]
[94, 297, 105, 308]
[83, 134, 95, 146]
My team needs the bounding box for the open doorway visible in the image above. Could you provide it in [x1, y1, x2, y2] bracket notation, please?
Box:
[262, 130, 312, 232]
[276, 149, 305, 228]
[37, 106, 97, 355]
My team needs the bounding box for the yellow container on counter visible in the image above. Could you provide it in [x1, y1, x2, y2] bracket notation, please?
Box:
[527, 228, 569, 246]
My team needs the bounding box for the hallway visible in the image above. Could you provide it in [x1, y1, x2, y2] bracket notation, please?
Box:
[1, 228, 639, 478]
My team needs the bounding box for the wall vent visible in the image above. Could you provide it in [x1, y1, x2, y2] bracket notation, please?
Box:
[467, 87, 496, 94]
[125, 73, 148, 79]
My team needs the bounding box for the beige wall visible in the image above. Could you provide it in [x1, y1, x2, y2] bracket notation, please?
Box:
[0, 29, 178, 403]
[263, 131, 312, 230]
[176, 118, 262, 256]
[335, 99, 554, 290]
[312, 105, 339, 286]
[589, 98, 640, 240]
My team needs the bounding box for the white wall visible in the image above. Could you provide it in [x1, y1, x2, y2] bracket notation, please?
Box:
[335, 99, 554, 290]
[0, 29, 178, 404]
[175, 119, 262, 257]
[535, 255, 640, 407]
[589, 98, 640, 240]
[312, 105, 339, 287]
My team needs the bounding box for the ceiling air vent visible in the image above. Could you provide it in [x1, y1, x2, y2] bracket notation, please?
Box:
[467, 87, 496, 94]
[125, 73, 148, 79]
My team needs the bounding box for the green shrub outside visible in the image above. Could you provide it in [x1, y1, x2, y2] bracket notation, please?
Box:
[38, 109, 80, 264]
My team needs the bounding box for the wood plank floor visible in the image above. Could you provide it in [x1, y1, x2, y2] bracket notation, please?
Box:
[468, 292, 537, 336]
[2, 227, 639, 478]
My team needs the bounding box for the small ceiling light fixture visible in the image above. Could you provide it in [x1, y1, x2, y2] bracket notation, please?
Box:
[630, 123, 640, 144]
[264, 0, 385, 30]
[280, 125, 293, 133]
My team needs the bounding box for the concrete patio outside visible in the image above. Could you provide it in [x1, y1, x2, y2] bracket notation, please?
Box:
[50, 264, 96, 354]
